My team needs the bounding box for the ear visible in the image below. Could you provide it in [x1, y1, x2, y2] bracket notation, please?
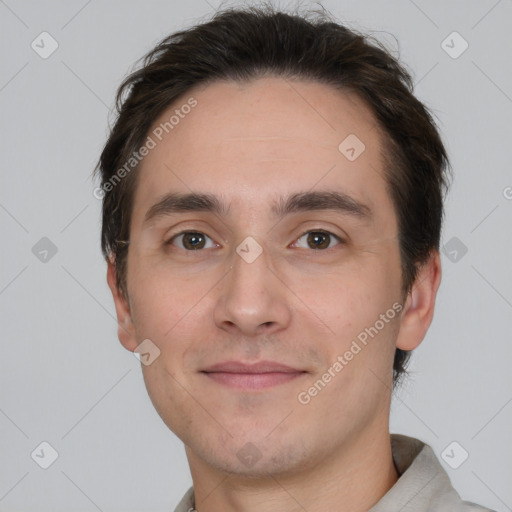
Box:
[396, 250, 442, 351]
[106, 256, 138, 352]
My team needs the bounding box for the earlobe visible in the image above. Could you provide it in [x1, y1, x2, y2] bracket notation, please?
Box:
[106, 256, 138, 352]
[396, 251, 442, 351]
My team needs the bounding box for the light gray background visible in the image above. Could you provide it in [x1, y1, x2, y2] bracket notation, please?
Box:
[1, 0, 511, 511]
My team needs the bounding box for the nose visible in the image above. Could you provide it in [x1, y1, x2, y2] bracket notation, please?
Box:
[213, 241, 292, 337]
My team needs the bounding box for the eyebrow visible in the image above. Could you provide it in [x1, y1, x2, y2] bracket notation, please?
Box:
[143, 190, 372, 225]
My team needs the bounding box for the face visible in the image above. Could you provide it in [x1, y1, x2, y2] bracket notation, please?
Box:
[109, 77, 437, 478]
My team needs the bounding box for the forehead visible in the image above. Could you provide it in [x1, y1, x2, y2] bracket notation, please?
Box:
[131, 77, 392, 227]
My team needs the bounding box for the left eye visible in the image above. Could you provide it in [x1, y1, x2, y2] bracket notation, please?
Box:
[293, 231, 342, 250]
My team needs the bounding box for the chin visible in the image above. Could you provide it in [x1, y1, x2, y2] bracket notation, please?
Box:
[190, 431, 313, 479]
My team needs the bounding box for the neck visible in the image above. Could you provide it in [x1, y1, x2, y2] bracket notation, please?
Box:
[186, 429, 398, 512]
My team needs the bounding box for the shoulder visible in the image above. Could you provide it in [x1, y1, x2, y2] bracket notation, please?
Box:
[370, 435, 496, 512]
[172, 486, 195, 512]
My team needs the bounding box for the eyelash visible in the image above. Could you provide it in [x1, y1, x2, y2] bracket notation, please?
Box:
[165, 229, 344, 252]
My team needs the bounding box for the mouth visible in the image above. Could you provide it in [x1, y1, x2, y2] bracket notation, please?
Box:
[200, 360, 307, 390]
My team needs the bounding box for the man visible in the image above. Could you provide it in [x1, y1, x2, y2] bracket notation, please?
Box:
[96, 5, 493, 511]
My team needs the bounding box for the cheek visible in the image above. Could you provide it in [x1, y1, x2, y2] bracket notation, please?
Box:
[296, 250, 402, 390]
[295, 251, 401, 330]
[128, 280, 169, 336]
[126, 252, 207, 339]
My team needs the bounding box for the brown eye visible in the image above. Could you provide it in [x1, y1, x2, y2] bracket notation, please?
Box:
[295, 231, 342, 250]
[169, 231, 217, 250]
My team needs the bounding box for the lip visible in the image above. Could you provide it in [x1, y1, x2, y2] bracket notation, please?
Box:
[201, 360, 307, 390]
[202, 360, 302, 373]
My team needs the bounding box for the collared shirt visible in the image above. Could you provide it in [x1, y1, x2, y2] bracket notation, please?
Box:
[173, 434, 494, 512]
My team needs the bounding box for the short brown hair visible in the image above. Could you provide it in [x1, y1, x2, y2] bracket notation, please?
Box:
[95, 5, 450, 386]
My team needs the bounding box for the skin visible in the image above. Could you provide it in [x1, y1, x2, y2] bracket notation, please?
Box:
[107, 77, 441, 512]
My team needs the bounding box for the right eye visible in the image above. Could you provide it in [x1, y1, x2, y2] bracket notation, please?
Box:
[165, 231, 219, 251]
